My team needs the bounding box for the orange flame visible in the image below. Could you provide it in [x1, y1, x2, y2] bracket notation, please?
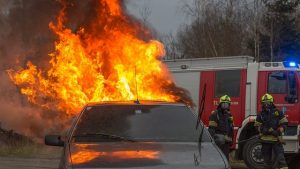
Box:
[71, 151, 103, 165]
[71, 150, 159, 165]
[8, 0, 185, 115]
[112, 150, 159, 159]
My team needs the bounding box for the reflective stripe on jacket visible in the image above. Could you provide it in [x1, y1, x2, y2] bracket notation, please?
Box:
[255, 107, 288, 143]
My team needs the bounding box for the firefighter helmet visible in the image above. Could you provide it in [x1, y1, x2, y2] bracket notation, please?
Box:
[261, 93, 273, 103]
[220, 95, 231, 104]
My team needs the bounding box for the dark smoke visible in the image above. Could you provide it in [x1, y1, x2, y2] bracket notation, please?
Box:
[0, 0, 193, 141]
[0, 0, 127, 140]
[0, 0, 96, 140]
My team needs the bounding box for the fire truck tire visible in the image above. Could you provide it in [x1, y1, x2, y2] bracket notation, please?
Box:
[242, 136, 264, 169]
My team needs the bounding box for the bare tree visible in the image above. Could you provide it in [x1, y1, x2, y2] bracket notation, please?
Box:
[160, 32, 183, 60]
[138, 1, 152, 34]
[139, 2, 151, 26]
[175, 0, 253, 59]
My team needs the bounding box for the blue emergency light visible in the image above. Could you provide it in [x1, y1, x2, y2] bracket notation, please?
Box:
[283, 61, 299, 68]
[289, 62, 296, 67]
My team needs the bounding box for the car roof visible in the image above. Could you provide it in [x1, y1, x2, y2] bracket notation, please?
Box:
[85, 100, 186, 107]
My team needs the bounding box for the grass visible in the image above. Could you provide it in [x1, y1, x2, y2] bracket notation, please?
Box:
[0, 144, 43, 158]
[0, 139, 44, 158]
[0, 135, 62, 158]
[0, 141, 63, 158]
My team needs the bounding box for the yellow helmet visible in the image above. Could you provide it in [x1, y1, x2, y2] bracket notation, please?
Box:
[220, 95, 231, 104]
[261, 93, 273, 103]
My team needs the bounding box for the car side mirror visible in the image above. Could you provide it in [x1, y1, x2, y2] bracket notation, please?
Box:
[45, 135, 64, 147]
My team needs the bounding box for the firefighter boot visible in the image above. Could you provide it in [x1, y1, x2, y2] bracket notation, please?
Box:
[274, 143, 288, 169]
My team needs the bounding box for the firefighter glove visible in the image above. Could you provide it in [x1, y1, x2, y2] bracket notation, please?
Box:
[262, 128, 269, 135]
[271, 130, 279, 137]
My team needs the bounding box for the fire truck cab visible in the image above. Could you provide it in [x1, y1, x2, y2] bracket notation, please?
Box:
[165, 56, 300, 169]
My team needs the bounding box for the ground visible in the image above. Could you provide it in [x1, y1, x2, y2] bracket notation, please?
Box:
[0, 146, 61, 169]
[3, 144, 300, 169]
[0, 145, 247, 169]
[0, 157, 60, 169]
[0, 130, 248, 169]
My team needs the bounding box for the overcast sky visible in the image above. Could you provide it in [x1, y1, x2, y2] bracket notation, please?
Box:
[126, 0, 193, 35]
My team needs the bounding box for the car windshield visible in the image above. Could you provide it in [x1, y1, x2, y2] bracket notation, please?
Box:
[72, 104, 210, 143]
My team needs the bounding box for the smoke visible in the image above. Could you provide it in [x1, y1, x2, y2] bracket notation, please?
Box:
[0, 0, 138, 140]
[0, 0, 92, 140]
[0, 71, 68, 141]
[0, 0, 193, 141]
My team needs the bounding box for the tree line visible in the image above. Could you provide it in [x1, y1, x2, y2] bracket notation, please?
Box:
[161, 0, 300, 62]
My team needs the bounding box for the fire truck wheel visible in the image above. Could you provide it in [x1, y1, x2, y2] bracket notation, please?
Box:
[242, 137, 264, 169]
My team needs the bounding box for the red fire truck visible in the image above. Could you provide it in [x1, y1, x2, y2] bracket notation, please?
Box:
[165, 56, 300, 169]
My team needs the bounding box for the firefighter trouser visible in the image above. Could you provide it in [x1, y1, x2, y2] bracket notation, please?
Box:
[216, 142, 230, 160]
[261, 142, 288, 169]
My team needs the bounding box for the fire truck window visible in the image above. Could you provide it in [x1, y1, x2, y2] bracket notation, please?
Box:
[288, 72, 297, 91]
[215, 70, 241, 97]
[286, 71, 298, 103]
[268, 72, 287, 94]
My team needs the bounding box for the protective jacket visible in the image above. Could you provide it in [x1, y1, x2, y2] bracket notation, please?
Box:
[208, 109, 234, 143]
[254, 106, 288, 142]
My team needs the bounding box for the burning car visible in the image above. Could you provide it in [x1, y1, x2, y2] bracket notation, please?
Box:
[45, 101, 230, 169]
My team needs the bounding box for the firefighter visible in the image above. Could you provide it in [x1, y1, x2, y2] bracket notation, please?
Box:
[208, 95, 234, 160]
[254, 93, 289, 169]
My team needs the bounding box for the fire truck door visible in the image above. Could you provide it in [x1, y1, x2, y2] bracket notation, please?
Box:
[257, 71, 299, 124]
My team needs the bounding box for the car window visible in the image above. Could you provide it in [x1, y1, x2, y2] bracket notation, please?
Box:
[72, 105, 210, 142]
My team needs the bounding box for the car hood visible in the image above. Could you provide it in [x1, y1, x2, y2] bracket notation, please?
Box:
[68, 142, 228, 169]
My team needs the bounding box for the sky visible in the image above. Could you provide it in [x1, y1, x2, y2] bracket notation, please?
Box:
[126, 0, 193, 35]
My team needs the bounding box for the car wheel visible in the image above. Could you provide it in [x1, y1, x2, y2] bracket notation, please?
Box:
[242, 137, 264, 169]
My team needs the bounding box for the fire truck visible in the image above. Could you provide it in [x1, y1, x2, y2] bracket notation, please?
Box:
[165, 56, 300, 169]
